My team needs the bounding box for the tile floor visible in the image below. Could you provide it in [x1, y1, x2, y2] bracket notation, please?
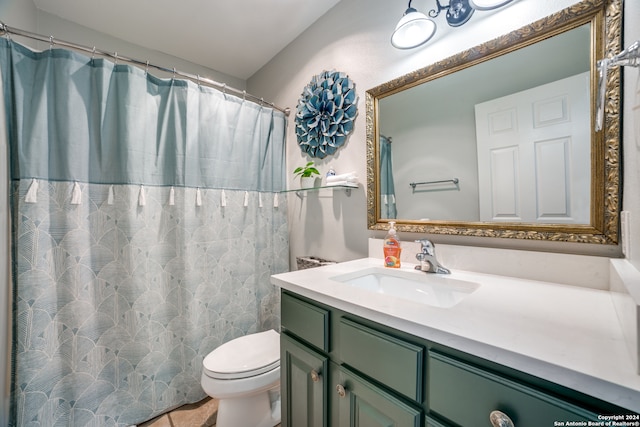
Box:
[138, 398, 219, 427]
[138, 398, 281, 427]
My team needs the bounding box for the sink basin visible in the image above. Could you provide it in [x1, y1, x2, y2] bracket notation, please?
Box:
[330, 267, 480, 308]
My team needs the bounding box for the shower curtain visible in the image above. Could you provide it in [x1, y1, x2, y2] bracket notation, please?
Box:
[380, 135, 397, 219]
[1, 39, 289, 426]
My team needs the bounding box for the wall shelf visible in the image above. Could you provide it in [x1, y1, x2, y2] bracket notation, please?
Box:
[281, 184, 359, 199]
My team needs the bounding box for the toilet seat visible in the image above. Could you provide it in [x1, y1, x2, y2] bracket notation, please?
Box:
[203, 329, 280, 380]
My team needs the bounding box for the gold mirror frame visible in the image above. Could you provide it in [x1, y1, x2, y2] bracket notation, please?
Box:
[366, 0, 622, 244]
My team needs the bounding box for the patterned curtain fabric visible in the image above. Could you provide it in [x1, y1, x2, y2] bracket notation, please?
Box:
[380, 135, 397, 219]
[1, 39, 289, 426]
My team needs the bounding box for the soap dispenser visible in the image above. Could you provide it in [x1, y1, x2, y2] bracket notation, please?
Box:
[383, 221, 401, 268]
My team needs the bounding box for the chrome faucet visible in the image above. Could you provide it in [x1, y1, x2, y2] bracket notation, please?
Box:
[414, 239, 450, 274]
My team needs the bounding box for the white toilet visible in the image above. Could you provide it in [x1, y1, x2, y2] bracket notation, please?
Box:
[201, 329, 281, 427]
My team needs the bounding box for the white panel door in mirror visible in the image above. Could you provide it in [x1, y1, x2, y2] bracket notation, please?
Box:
[475, 72, 590, 223]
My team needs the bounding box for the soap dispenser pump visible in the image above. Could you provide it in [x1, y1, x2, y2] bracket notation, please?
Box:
[383, 221, 401, 268]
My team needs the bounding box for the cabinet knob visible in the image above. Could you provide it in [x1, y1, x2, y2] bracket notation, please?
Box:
[336, 384, 347, 398]
[310, 370, 320, 382]
[490, 410, 514, 427]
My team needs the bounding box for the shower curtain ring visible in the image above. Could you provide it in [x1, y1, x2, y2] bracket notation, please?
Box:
[172, 67, 176, 80]
[145, 60, 149, 75]
[222, 83, 226, 94]
[49, 35, 54, 49]
[91, 47, 96, 61]
[196, 74, 200, 86]
[242, 90, 246, 101]
[114, 52, 118, 65]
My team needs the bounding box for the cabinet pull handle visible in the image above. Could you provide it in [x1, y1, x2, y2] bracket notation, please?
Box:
[310, 370, 320, 382]
[336, 384, 347, 398]
[490, 410, 514, 427]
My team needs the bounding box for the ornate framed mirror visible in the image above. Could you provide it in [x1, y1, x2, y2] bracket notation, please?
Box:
[366, 0, 621, 244]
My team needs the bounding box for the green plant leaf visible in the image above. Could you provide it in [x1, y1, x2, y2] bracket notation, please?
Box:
[293, 161, 320, 177]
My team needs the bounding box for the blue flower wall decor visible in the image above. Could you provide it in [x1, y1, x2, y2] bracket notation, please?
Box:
[295, 70, 358, 158]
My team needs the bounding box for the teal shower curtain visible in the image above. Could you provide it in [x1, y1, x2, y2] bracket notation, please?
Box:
[1, 39, 289, 426]
[380, 135, 397, 218]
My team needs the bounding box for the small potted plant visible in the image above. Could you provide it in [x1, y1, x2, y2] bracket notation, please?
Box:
[294, 161, 320, 189]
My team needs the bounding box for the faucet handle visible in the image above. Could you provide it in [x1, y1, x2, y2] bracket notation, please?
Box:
[415, 239, 435, 255]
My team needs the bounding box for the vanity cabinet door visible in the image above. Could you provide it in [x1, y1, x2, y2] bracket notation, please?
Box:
[331, 363, 422, 427]
[281, 333, 328, 427]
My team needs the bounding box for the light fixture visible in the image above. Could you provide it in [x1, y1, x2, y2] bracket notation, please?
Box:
[391, 1, 437, 49]
[392, 0, 516, 49]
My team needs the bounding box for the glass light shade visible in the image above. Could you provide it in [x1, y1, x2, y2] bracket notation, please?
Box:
[469, 0, 515, 11]
[391, 9, 437, 49]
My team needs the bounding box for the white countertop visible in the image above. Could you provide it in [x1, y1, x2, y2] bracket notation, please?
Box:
[271, 257, 640, 413]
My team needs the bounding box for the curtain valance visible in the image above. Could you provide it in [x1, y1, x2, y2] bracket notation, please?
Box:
[0, 39, 287, 192]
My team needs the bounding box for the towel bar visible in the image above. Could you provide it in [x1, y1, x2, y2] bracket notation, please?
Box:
[410, 178, 459, 189]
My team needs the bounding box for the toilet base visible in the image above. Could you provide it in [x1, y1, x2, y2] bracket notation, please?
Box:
[216, 389, 281, 427]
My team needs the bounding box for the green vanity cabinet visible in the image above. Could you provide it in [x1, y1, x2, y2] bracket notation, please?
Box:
[280, 290, 630, 427]
[281, 290, 426, 427]
[330, 362, 422, 427]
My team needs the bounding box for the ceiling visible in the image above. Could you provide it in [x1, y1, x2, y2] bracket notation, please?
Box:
[32, 0, 342, 80]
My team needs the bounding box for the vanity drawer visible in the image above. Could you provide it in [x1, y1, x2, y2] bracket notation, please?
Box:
[428, 351, 599, 427]
[339, 318, 424, 402]
[281, 292, 330, 352]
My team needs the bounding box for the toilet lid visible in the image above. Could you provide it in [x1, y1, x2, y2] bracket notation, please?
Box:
[203, 329, 280, 380]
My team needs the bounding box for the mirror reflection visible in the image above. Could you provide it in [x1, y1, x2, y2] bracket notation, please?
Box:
[379, 24, 591, 223]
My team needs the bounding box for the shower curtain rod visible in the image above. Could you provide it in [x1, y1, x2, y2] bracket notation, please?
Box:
[0, 21, 290, 116]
